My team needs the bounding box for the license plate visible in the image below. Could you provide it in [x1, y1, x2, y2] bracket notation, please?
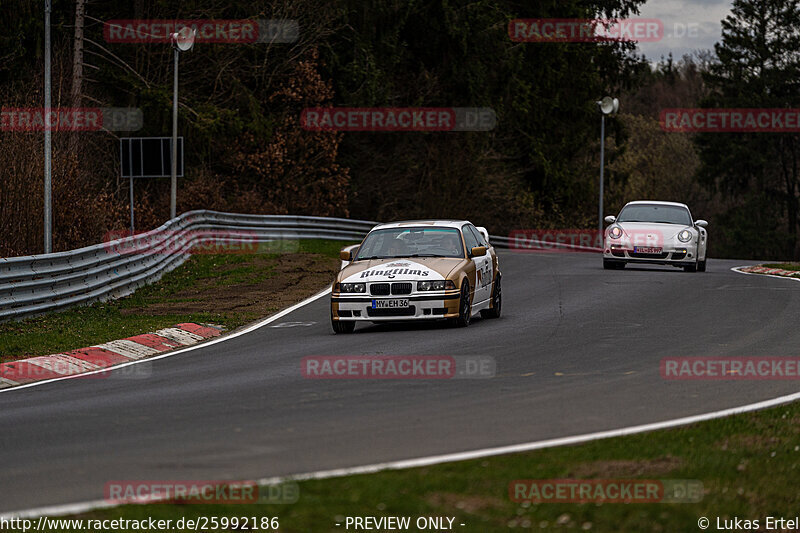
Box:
[372, 299, 409, 309]
[634, 246, 662, 254]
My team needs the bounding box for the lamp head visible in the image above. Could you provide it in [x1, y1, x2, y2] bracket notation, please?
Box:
[172, 26, 196, 52]
[598, 96, 619, 115]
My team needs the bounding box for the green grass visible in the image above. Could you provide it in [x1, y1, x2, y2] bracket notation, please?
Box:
[0, 239, 353, 362]
[33, 400, 797, 532]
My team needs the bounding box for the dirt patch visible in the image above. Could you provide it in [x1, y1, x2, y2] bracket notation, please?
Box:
[716, 434, 782, 451]
[121, 253, 340, 319]
[426, 492, 506, 514]
[568, 456, 684, 478]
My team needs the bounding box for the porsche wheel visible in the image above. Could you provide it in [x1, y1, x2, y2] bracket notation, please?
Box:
[684, 263, 697, 272]
[698, 259, 707, 272]
[480, 275, 501, 319]
[452, 281, 472, 327]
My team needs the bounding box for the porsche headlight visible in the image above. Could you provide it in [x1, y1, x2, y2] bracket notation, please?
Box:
[417, 280, 456, 291]
[336, 282, 366, 293]
[678, 229, 693, 243]
[608, 226, 623, 239]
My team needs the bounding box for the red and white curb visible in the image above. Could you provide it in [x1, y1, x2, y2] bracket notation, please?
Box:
[736, 265, 800, 278]
[0, 323, 223, 388]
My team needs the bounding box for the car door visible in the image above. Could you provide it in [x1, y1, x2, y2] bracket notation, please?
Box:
[464, 224, 492, 304]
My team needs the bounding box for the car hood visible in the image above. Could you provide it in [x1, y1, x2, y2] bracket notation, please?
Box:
[338, 257, 466, 283]
[614, 221, 694, 240]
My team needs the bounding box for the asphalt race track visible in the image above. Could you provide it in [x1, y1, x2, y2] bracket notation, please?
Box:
[2, 251, 799, 513]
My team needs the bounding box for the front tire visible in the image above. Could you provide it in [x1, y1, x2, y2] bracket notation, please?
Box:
[331, 314, 355, 334]
[604, 259, 624, 270]
[452, 281, 472, 327]
[697, 259, 707, 272]
[684, 263, 697, 272]
[480, 275, 502, 319]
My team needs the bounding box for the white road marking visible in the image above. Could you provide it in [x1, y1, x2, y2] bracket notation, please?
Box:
[270, 321, 317, 328]
[0, 288, 331, 395]
[731, 265, 800, 282]
[0, 376, 20, 387]
[95, 340, 160, 360]
[3, 388, 800, 520]
[3, 269, 799, 519]
[24, 355, 100, 374]
[152, 328, 205, 345]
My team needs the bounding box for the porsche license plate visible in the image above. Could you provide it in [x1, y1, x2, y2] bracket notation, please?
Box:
[372, 299, 409, 309]
[634, 246, 662, 254]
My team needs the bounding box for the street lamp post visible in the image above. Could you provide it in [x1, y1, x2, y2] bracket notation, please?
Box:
[169, 26, 195, 220]
[597, 96, 619, 234]
[44, 0, 52, 253]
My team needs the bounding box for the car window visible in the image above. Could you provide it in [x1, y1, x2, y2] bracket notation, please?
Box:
[354, 227, 465, 259]
[616, 205, 693, 225]
[467, 225, 487, 246]
[462, 225, 480, 252]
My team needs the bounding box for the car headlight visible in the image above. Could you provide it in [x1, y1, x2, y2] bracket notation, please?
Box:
[417, 280, 456, 291]
[608, 226, 623, 239]
[678, 229, 693, 243]
[336, 282, 366, 293]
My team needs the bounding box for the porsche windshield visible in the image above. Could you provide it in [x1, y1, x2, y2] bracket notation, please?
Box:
[355, 227, 465, 260]
[617, 205, 692, 226]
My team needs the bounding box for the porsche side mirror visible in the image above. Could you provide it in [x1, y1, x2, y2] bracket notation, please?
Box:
[604, 215, 616, 224]
[470, 246, 487, 257]
[695, 220, 708, 228]
[339, 250, 352, 261]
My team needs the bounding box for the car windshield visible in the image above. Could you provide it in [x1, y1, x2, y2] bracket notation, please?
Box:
[354, 227, 464, 260]
[616, 205, 692, 225]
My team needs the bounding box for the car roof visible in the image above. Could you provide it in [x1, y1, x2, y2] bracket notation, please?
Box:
[372, 220, 470, 230]
[624, 200, 689, 209]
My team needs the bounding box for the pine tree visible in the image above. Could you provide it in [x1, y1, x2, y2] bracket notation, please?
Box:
[697, 0, 800, 259]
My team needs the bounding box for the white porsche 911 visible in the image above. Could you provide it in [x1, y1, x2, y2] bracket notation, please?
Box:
[603, 201, 708, 272]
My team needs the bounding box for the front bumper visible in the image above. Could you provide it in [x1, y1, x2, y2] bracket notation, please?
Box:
[331, 291, 461, 321]
[603, 242, 698, 266]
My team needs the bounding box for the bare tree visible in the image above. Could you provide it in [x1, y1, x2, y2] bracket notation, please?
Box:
[69, 0, 85, 155]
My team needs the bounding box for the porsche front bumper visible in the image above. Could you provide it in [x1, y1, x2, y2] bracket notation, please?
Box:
[603, 241, 699, 266]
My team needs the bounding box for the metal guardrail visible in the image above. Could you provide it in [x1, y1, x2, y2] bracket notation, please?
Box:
[0, 208, 529, 321]
[0, 210, 377, 321]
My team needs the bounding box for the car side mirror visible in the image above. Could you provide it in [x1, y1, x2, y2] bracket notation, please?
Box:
[695, 220, 708, 228]
[339, 250, 352, 261]
[604, 215, 616, 224]
[470, 246, 487, 257]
